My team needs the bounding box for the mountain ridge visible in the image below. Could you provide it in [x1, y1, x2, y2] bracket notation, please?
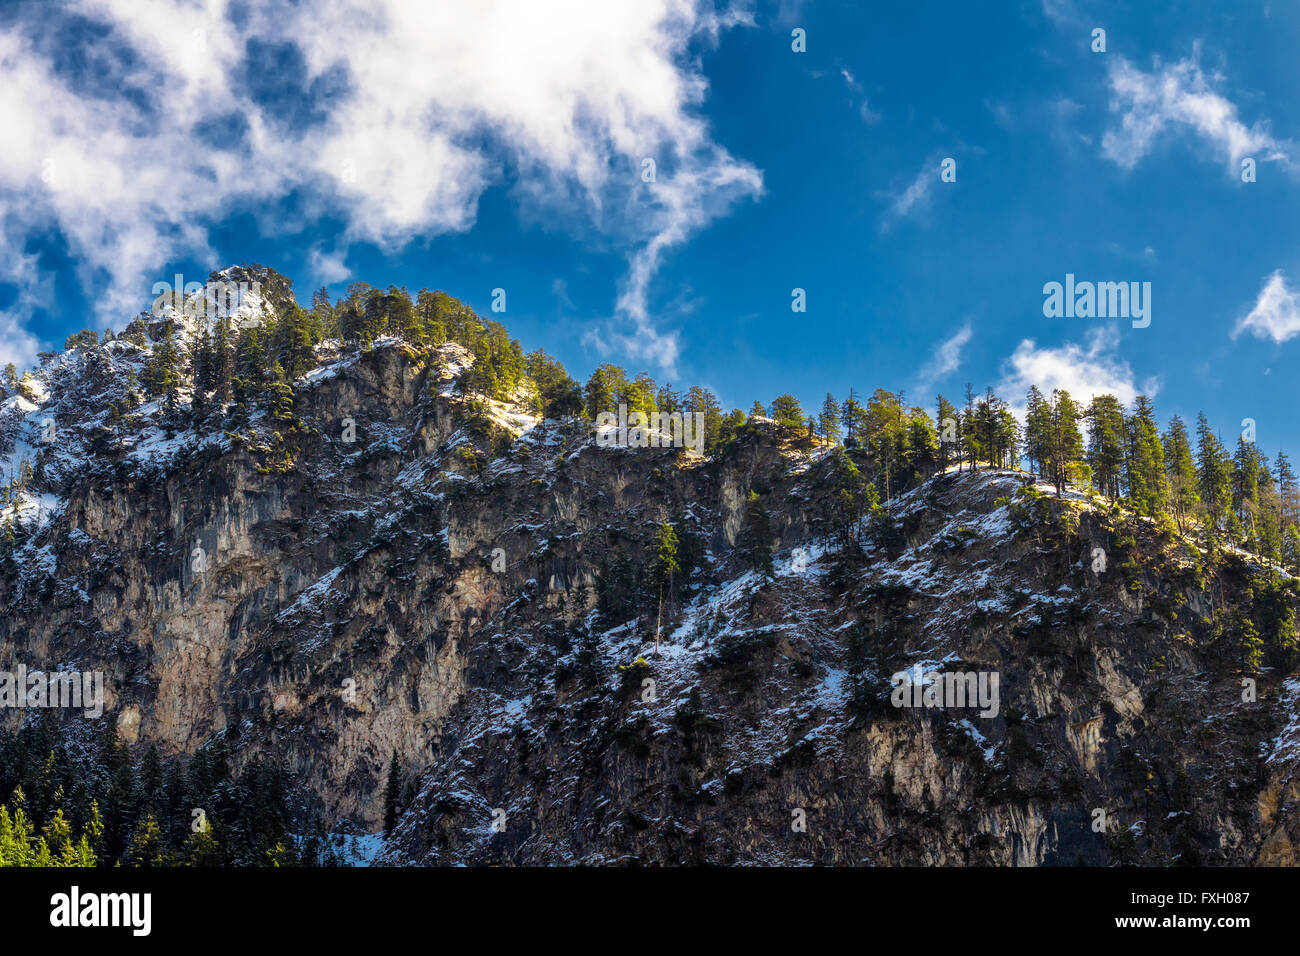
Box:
[2, 265, 1300, 866]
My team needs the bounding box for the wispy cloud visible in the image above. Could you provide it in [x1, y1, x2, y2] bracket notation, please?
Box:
[915, 322, 972, 391]
[984, 98, 1013, 131]
[307, 245, 351, 286]
[839, 67, 881, 125]
[1101, 51, 1291, 173]
[880, 154, 946, 232]
[0, 226, 52, 369]
[892, 170, 932, 220]
[551, 278, 575, 311]
[1234, 270, 1300, 343]
[1039, 0, 1080, 28]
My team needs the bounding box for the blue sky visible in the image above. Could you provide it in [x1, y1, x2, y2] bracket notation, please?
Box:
[3, 0, 1299, 456]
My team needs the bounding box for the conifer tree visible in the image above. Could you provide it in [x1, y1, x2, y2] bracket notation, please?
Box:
[818, 393, 841, 443]
[278, 304, 316, 380]
[382, 751, 402, 835]
[655, 383, 681, 414]
[1085, 394, 1126, 499]
[337, 282, 372, 344]
[862, 389, 908, 499]
[1, 791, 36, 866]
[841, 389, 863, 447]
[574, 620, 605, 686]
[714, 408, 748, 453]
[387, 286, 417, 340]
[37, 805, 72, 864]
[1196, 413, 1233, 543]
[183, 812, 221, 866]
[190, 325, 213, 426]
[619, 373, 657, 420]
[193, 324, 214, 394]
[265, 362, 297, 429]
[592, 554, 634, 630]
[584, 364, 626, 419]
[1125, 395, 1167, 516]
[138, 744, 164, 818]
[825, 448, 875, 549]
[936, 394, 960, 472]
[84, 799, 104, 862]
[309, 287, 336, 339]
[738, 491, 776, 581]
[362, 288, 389, 342]
[1233, 436, 1263, 549]
[1046, 389, 1085, 496]
[1283, 525, 1300, 574]
[975, 388, 999, 469]
[648, 521, 681, 654]
[420, 290, 462, 345]
[970, 388, 1017, 469]
[962, 383, 977, 470]
[684, 386, 725, 454]
[1164, 416, 1200, 531]
[236, 327, 268, 396]
[211, 317, 234, 405]
[125, 813, 167, 867]
[1277, 450, 1299, 527]
[770, 394, 805, 430]
[995, 404, 1020, 470]
[1255, 458, 1282, 562]
[141, 327, 181, 400]
[908, 412, 941, 479]
[0, 514, 17, 565]
[526, 349, 584, 419]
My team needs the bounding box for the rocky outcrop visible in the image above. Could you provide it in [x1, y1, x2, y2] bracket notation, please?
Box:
[2, 273, 1298, 864]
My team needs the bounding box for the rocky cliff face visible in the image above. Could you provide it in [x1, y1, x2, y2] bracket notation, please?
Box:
[3, 269, 1299, 865]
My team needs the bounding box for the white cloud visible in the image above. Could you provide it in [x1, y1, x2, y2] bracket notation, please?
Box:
[984, 99, 1013, 131]
[1039, 0, 1080, 27]
[551, 278, 575, 311]
[1101, 52, 1290, 173]
[0, 310, 44, 373]
[915, 322, 972, 390]
[307, 246, 351, 287]
[613, 147, 762, 373]
[0, 227, 51, 370]
[839, 67, 880, 124]
[997, 326, 1157, 415]
[893, 171, 931, 218]
[772, 0, 813, 29]
[880, 157, 940, 232]
[0, 0, 761, 372]
[1049, 98, 1091, 151]
[1234, 270, 1300, 343]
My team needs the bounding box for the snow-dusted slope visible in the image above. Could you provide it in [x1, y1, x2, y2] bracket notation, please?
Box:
[3, 268, 1299, 866]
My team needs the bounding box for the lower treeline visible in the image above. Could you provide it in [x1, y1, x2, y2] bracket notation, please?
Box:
[0, 716, 342, 867]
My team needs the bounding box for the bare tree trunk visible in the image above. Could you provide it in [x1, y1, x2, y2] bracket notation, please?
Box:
[654, 586, 663, 657]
